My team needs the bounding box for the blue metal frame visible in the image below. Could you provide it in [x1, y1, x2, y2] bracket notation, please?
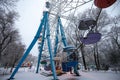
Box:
[53, 17, 69, 57]
[9, 11, 78, 80]
[8, 11, 58, 80]
[46, 12, 58, 80]
[57, 17, 79, 75]
[53, 19, 59, 57]
[36, 18, 46, 73]
[58, 17, 68, 47]
[36, 12, 58, 80]
[8, 12, 46, 80]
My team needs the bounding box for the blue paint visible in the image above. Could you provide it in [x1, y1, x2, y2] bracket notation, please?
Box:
[36, 16, 47, 73]
[58, 17, 67, 47]
[8, 12, 47, 80]
[9, 11, 72, 80]
[46, 12, 58, 80]
[53, 19, 59, 57]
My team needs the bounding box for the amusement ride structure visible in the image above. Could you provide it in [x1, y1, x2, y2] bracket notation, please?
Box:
[8, 0, 117, 80]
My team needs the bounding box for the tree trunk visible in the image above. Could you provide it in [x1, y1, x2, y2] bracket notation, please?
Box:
[93, 47, 98, 70]
[10, 61, 16, 73]
[81, 44, 87, 70]
[10, 56, 17, 73]
[0, 46, 2, 60]
[94, 44, 100, 71]
[96, 49, 100, 70]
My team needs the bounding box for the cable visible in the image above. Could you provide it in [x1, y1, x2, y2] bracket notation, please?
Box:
[95, 8, 102, 31]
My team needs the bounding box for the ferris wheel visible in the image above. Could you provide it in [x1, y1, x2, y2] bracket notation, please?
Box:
[45, 0, 117, 28]
[8, 0, 117, 80]
[44, 0, 94, 47]
[46, 0, 93, 27]
[45, 0, 117, 46]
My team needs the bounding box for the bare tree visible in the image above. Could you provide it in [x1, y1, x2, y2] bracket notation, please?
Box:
[109, 15, 120, 50]
[105, 15, 120, 71]
[0, 0, 19, 10]
[2, 42, 25, 73]
[65, 8, 112, 70]
[0, 10, 19, 59]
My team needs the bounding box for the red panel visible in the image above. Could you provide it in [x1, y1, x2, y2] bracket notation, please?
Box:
[94, 0, 116, 8]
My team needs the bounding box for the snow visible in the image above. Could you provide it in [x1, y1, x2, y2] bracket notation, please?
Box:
[0, 67, 120, 80]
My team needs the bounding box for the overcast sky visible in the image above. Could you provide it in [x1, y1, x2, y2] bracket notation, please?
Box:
[16, 0, 45, 56]
[15, 0, 120, 56]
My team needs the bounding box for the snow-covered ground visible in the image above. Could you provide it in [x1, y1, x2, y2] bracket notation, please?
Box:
[0, 67, 120, 80]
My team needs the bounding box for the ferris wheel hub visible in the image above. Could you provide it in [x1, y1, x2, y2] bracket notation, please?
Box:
[46, 1, 50, 8]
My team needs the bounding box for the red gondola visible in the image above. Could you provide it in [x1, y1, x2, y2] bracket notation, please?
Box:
[94, 0, 116, 8]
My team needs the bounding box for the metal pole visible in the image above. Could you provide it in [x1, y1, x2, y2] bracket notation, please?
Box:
[8, 12, 46, 80]
[58, 17, 67, 46]
[46, 11, 58, 80]
[53, 18, 59, 57]
[36, 16, 47, 73]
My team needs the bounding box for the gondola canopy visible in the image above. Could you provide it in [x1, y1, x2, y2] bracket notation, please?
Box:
[94, 0, 116, 8]
[80, 32, 101, 44]
[78, 18, 96, 30]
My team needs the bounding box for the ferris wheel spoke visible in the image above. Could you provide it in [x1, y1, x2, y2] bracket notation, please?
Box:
[46, 0, 94, 37]
[62, 0, 93, 14]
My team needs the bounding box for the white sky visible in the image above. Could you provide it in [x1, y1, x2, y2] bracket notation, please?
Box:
[15, 0, 120, 56]
[16, 0, 45, 56]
